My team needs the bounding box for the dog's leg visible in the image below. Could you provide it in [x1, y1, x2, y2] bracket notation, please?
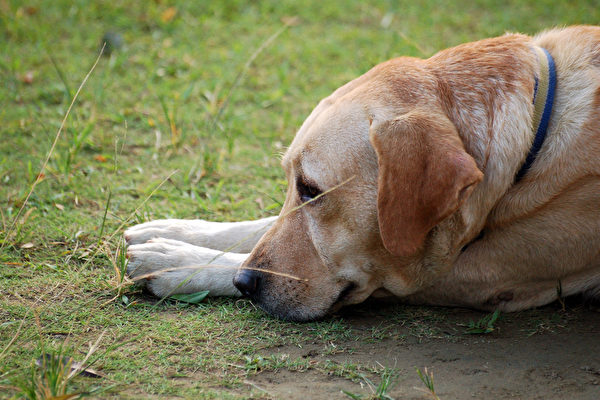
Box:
[126, 238, 247, 297]
[124, 216, 277, 253]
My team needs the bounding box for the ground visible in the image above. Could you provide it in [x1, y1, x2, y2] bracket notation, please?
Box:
[250, 301, 600, 399]
[0, 1, 598, 399]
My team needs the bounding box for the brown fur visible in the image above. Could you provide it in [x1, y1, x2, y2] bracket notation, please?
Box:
[235, 26, 600, 321]
[371, 110, 483, 257]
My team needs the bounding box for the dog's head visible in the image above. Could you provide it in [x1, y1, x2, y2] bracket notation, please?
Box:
[234, 58, 483, 321]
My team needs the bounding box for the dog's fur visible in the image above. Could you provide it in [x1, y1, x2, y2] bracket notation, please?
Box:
[126, 26, 600, 321]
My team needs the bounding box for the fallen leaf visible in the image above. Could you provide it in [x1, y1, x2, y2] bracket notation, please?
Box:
[380, 12, 393, 29]
[170, 291, 209, 304]
[161, 7, 177, 23]
[36, 354, 105, 378]
[255, 197, 264, 209]
[20, 242, 34, 249]
[21, 71, 34, 84]
[55, 203, 65, 211]
[24, 6, 38, 16]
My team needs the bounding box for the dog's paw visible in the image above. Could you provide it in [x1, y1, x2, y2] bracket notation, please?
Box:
[124, 217, 276, 253]
[124, 219, 209, 246]
[126, 238, 245, 297]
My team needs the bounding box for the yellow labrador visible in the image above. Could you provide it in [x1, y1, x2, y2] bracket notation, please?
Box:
[126, 26, 600, 321]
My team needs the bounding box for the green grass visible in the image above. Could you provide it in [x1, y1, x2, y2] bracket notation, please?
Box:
[415, 367, 440, 400]
[464, 310, 501, 334]
[1, 0, 598, 398]
[343, 367, 399, 399]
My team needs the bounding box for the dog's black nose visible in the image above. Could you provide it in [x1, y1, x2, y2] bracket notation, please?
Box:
[233, 269, 260, 298]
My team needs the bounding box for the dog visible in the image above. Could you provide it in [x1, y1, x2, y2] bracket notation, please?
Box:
[126, 26, 600, 321]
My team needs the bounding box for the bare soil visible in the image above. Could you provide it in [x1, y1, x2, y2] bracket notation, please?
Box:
[249, 300, 600, 399]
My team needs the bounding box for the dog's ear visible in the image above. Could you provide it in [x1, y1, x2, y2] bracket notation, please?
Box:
[369, 110, 483, 257]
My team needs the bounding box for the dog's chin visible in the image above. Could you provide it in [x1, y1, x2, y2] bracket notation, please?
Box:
[252, 282, 363, 322]
[255, 302, 329, 322]
[329, 283, 379, 313]
[250, 296, 330, 322]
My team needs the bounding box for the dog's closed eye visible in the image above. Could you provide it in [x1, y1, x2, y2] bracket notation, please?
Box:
[296, 177, 322, 204]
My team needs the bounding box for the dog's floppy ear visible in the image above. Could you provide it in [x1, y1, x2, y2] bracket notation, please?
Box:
[369, 110, 483, 257]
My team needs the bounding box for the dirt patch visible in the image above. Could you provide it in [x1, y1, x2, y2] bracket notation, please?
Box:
[249, 301, 600, 399]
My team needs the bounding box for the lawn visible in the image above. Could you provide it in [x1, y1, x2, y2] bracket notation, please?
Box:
[1, 1, 599, 399]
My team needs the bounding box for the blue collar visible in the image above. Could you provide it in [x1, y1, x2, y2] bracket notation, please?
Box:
[515, 46, 557, 182]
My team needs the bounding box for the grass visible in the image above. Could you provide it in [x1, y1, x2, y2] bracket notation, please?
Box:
[1, 0, 598, 398]
[12, 335, 110, 400]
[343, 367, 399, 400]
[415, 367, 439, 400]
[464, 310, 501, 334]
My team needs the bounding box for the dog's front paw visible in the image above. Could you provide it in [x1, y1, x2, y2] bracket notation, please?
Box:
[126, 238, 245, 297]
[124, 217, 277, 252]
[124, 219, 206, 246]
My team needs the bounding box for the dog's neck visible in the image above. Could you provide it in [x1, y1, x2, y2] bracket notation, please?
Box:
[429, 35, 538, 175]
[460, 46, 556, 252]
[427, 36, 557, 251]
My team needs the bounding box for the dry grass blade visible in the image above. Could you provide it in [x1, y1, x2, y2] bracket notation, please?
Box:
[235, 266, 308, 281]
[397, 31, 431, 57]
[67, 330, 106, 379]
[0, 44, 105, 251]
[209, 20, 295, 130]
[0, 312, 28, 363]
[243, 380, 274, 397]
[131, 264, 307, 283]
[281, 175, 356, 217]
[0, 289, 53, 365]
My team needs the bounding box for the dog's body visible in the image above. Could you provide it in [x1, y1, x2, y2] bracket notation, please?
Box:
[126, 26, 600, 321]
